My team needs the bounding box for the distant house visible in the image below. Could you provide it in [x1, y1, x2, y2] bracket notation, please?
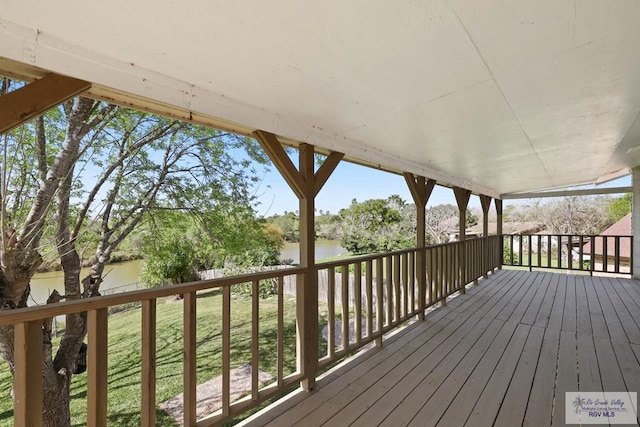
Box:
[583, 213, 632, 272]
[450, 222, 547, 242]
[468, 222, 547, 237]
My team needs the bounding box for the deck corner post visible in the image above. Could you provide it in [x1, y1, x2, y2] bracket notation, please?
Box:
[633, 166, 640, 279]
[495, 199, 503, 271]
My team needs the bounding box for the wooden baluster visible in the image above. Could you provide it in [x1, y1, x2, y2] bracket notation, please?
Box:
[327, 266, 335, 359]
[341, 265, 349, 351]
[222, 287, 231, 415]
[277, 277, 284, 386]
[354, 262, 362, 345]
[376, 258, 384, 347]
[141, 299, 157, 427]
[14, 320, 43, 427]
[366, 260, 373, 339]
[252, 280, 259, 401]
[88, 308, 108, 427]
[183, 292, 197, 424]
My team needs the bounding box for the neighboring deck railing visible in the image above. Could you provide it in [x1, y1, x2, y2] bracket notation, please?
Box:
[0, 236, 501, 426]
[502, 234, 633, 275]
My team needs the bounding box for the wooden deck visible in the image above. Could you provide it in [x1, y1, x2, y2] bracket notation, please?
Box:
[237, 270, 640, 427]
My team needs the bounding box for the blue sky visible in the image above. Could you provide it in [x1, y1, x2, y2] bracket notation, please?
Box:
[252, 159, 632, 217]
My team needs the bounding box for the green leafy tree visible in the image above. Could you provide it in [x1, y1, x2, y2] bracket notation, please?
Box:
[609, 193, 632, 222]
[339, 196, 414, 254]
[141, 233, 200, 286]
[0, 76, 267, 427]
[267, 211, 299, 242]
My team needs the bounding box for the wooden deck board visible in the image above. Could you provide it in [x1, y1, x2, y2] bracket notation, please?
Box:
[534, 273, 559, 328]
[593, 276, 629, 343]
[237, 271, 640, 427]
[493, 325, 545, 427]
[521, 273, 551, 325]
[575, 277, 593, 337]
[393, 319, 506, 427]
[522, 327, 560, 427]
[561, 275, 577, 333]
[551, 330, 578, 427]
[602, 278, 640, 344]
[585, 277, 610, 339]
[426, 321, 519, 427]
[464, 323, 532, 427]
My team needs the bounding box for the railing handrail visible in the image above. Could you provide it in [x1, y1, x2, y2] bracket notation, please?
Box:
[0, 266, 306, 326]
[315, 237, 491, 270]
[502, 233, 632, 238]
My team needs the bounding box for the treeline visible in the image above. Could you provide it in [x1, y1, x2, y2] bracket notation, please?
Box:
[265, 195, 479, 255]
[265, 193, 632, 256]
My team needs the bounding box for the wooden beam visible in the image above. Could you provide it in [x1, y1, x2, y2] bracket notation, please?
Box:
[502, 186, 632, 199]
[480, 195, 492, 237]
[453, 187, 471, 214]
[314, 152, 344, 196]
[253, 130, 305, 199]
[404, 173, 424, 206]
[14, 321, 43, 427]
[403, 173, 436, 208]
[0, 73, 91, 134]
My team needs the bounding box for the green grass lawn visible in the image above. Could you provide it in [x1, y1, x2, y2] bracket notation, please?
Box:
[0, 288, 301, 426]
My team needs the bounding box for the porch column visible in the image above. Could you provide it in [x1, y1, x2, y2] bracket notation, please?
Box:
[453, 187, 471, 294]
[480, 195, 492, 278]
[0, 73, 90, 134]
[633, 166, 640, 279]
[404, 174, 435, 320]
[254, 130, 342, 391]
[495, 199, 503, 270]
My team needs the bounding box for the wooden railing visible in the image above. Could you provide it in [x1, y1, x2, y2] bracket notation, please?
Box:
[0, 236, 501, 426]
[502, 234, 633, 275]
[316, 235, 501, 367]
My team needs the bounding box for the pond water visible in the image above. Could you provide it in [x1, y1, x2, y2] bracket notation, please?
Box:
[28, 240, 346, 304]
[280, 240, 346, 264]
[29, 259, 144, 305]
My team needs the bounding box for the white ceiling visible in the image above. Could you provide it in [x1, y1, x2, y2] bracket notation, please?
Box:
[1, 0, 640, 198]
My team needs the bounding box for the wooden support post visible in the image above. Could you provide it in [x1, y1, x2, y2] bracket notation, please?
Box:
[404, 173, 435, 320]
[299, 143, 317, 391]
[480, 195, 492, 279]
[453, 187, 471, 294]
[0, 73, 91, 135]
[14, 321, 43, 427]
[253, 131, 342, 392]
[495, 199, 503, 270]
[633, 166, 640, 279]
